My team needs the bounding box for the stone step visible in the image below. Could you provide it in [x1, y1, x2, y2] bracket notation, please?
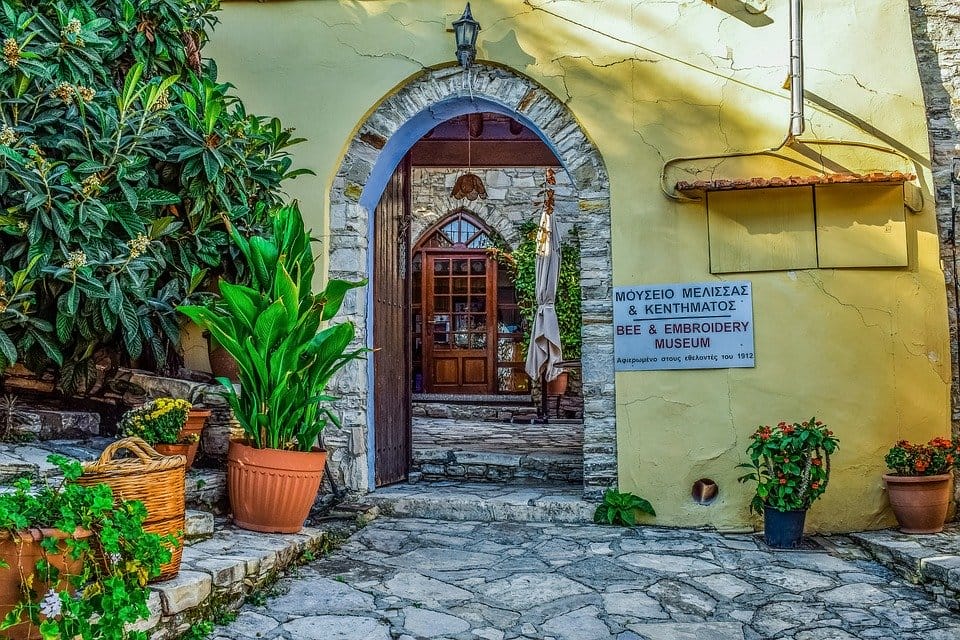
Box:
[1, 438, 228, 511]
[136, 522, 348, 639]
[362, 480, 596, 524]
[849, 525, 960, 612]
[412, 402, 538, 422]
[412, 447, 582, 483]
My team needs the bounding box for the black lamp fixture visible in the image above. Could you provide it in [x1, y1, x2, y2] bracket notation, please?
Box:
[453, 3, 481, 69]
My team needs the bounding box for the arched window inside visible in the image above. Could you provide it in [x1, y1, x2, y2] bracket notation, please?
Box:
[420, 209, 493, 249]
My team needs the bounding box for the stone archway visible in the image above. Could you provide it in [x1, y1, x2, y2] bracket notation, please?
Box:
[325, 64, 614, 499]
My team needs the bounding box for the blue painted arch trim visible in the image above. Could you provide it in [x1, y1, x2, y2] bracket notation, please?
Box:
[360, 96, 572, 490]
[359, 96, 569, 211]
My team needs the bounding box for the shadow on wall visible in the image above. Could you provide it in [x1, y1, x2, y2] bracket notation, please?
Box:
[908, 0, 960, 442]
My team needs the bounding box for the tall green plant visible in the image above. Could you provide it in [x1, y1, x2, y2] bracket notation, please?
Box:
[178, 203, 366, 451]
[0, 0, 311, 388]
[493, 222, 582, 359]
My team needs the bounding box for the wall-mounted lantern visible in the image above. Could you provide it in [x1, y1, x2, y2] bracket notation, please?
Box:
[453, 3, 481, 69]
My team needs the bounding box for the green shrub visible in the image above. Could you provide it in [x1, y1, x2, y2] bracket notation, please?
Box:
[0, 0, 310, 388]
[593, 488, 656, 526]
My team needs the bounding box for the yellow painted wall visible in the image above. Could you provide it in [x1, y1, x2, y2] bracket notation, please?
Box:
[208, 0, 950, 532]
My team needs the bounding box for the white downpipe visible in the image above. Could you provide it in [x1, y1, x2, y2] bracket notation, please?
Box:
[789, 0, 805, 137]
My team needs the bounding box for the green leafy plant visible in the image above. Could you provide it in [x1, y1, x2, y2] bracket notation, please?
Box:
[489, 170, 582, 360]
[885, 437, 960, 476]
[0, 455, 172, 639]
[737, 418, 839, 514]
[119, 396, 194, 444]
[178, 202, 367, 451]
[0, 0, 311, 388]
[593, 488, 656, 526]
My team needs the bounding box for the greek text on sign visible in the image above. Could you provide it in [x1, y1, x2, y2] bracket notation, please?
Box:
[613, 281, 755, 370]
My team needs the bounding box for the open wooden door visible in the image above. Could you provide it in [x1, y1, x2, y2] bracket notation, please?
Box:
[373, 155, 411, 487]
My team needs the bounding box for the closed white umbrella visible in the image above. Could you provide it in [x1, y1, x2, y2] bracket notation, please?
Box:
[525, 204, 563, 384]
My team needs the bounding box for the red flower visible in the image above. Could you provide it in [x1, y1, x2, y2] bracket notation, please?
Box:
[811, 481, 820, 490]
[779, 478, 787, 485]
[812, 458, 822, 467]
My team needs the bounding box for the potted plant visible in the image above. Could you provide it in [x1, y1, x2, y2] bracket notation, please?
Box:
[883, 437, 960, 533]
[178, 202, 366, 533]
[0, 455, 171, 639]
[119, 397, 200, 469]
[738, 418, 839, 548]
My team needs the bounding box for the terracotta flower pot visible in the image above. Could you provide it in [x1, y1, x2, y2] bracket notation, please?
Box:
[883, 473, 953, 534]
[154, 441, 200, 471]
[182, 409, 211, 440]
[546, 371, 569, 396]
[226, 440, 327, 534]
[207, 340, 240, 382]
[0, 528, 91, 640]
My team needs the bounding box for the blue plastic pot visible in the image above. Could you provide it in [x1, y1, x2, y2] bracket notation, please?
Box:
[763, 506, 807, 549]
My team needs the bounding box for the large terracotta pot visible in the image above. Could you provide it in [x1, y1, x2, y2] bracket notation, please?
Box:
[0, 528, 91, 639]
[883, 473, 953, 534]
[154, 441, 200, 471]
[226, 440, 327, 534]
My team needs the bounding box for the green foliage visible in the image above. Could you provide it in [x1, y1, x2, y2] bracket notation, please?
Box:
[0, 455, 173, 639]
[737, 418, 839, 514]
[493, 222, 582, 359]
[0, 0, 310, 387]
[181, 620, 214, 640]
[593, 488, 656, 526]
[885, 437, 960, 476]
[178, 202, 368, 451]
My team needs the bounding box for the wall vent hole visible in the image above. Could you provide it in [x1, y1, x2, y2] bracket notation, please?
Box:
[692, 478, 719, 505]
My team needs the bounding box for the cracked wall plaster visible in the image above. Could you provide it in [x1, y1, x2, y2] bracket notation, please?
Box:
[205, 0, 951, 531]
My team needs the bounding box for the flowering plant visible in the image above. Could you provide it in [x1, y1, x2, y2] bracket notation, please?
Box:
[884, 438, 960, 476]
[0, 455, 172, 639]
[737, 418, 839, 514]
[119, 397, 194, 445]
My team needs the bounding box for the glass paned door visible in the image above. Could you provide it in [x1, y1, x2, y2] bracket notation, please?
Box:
[423, 253, 497, 394]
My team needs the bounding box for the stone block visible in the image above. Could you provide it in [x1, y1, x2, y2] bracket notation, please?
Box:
[153, 570, 212, 615]
[184, 509, 214, 538]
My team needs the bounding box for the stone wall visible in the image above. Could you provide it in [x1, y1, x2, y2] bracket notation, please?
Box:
[328, 65, 616, 498]
[410, 167, 577, 249]
[910, 1, 960, 442]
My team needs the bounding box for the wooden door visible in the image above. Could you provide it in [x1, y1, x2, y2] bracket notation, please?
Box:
[423, 252, 497, 394]
[373, 156, 411, 487]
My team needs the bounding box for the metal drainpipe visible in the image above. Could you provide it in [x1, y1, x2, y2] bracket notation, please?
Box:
[789, 0, 805, 137]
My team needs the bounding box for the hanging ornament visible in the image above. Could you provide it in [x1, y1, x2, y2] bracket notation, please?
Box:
[451, 114, 486, 201]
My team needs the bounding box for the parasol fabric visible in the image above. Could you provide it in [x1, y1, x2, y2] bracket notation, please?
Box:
[525, 206, 563, 383]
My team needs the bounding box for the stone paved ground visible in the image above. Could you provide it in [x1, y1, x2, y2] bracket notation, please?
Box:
[213, 518, 960, 640]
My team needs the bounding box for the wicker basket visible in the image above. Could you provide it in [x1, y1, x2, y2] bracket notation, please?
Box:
[76, 437, 186, 582]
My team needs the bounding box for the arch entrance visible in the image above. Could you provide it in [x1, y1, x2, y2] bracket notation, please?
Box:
[327, 65, 615, 498]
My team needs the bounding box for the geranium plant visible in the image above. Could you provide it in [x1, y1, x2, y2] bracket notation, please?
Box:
[0, 455, 172, 639]
[737, 418, 839, 514]
[885, 438, 960, 476]
[119, 397, 194, 445]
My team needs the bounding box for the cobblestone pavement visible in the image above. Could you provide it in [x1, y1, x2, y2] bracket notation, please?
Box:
[412, 418, 582, 455]
[213, 518, 960, 640]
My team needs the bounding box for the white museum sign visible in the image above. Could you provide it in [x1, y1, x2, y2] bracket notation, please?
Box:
[613, 281, 755, 371]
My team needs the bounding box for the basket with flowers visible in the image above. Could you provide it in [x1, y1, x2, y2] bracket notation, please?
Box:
[119, 398, 199, 469]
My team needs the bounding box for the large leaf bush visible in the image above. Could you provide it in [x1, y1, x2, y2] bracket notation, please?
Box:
[0, 0, 311, 389]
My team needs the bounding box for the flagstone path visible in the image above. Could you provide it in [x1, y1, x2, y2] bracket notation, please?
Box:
[212, 518, 960, 640]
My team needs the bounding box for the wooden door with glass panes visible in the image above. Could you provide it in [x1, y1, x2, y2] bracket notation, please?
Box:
[423, 252, 497, 393]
